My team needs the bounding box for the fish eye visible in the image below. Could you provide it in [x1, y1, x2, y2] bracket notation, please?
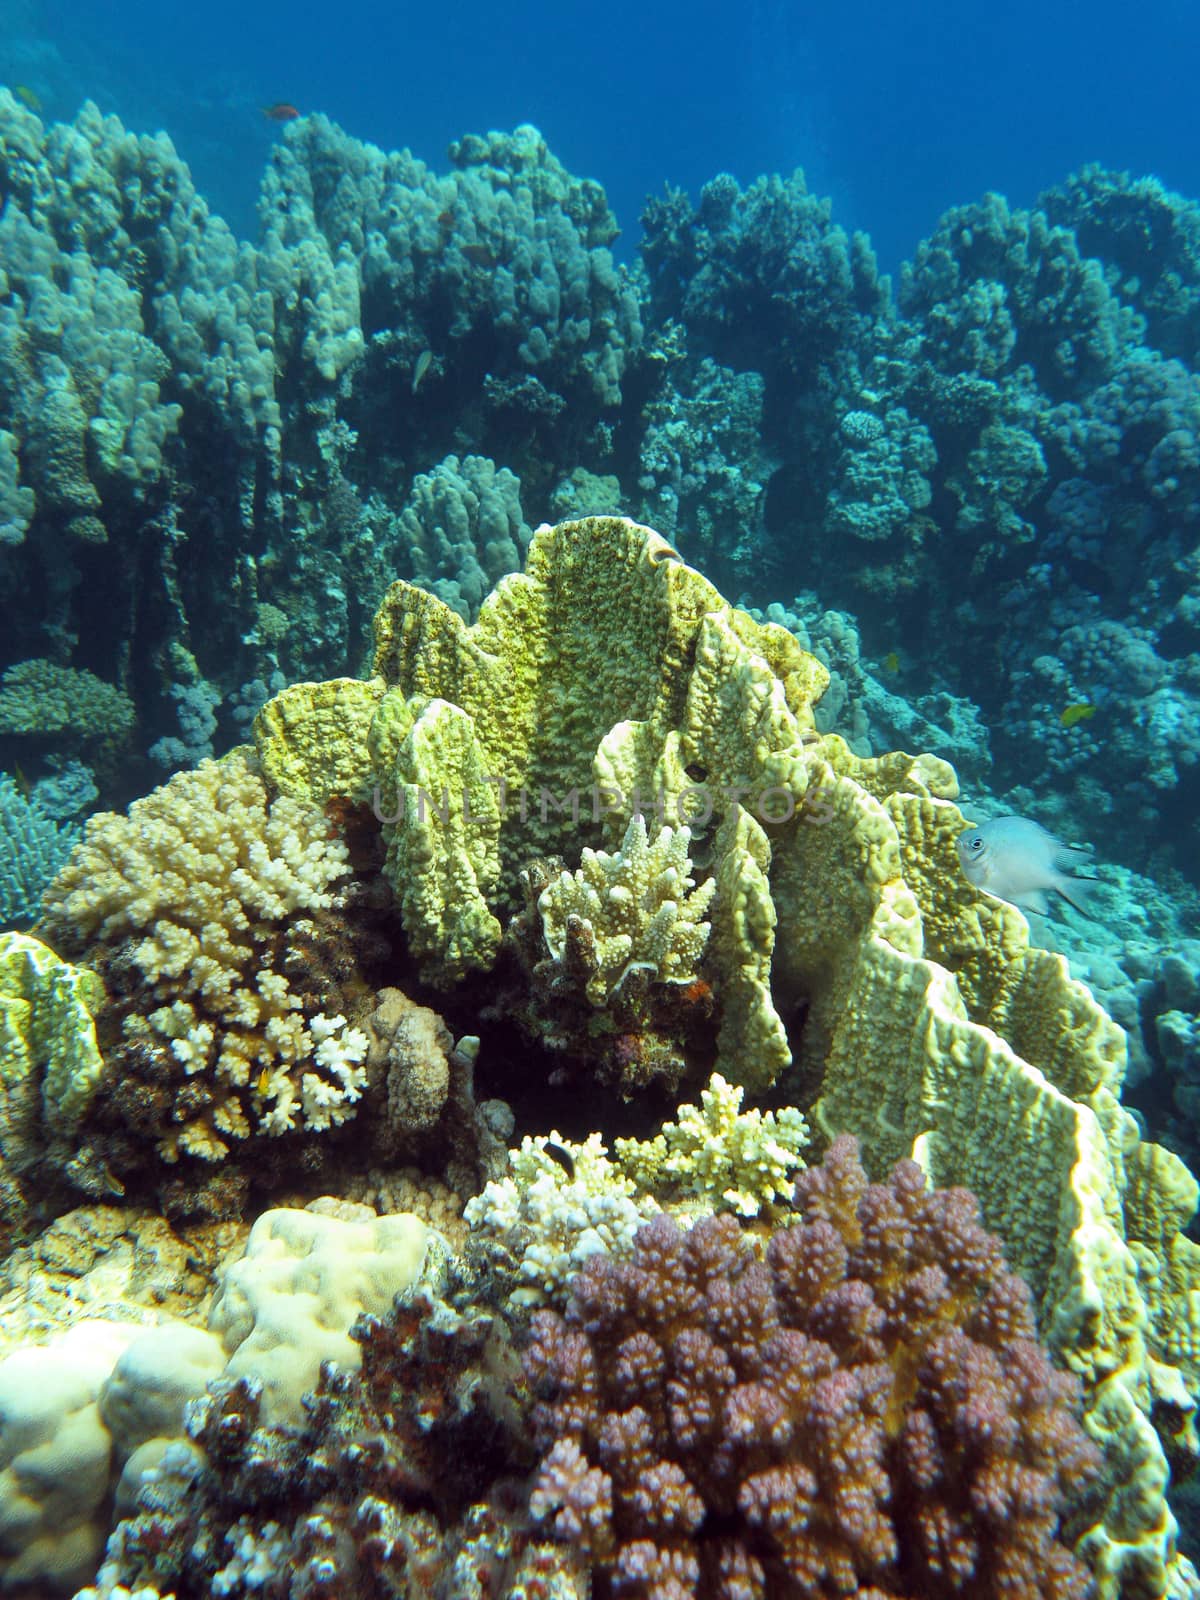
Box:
[966, 835, 984, 852]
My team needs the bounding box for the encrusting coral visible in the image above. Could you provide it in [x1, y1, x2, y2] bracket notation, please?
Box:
[0, 1198, 430, 1595]
[73, 1247, 588, 1600]
[524, 1135, 1102, 1600]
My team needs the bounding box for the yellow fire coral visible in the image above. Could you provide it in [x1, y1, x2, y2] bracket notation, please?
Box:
[258, 516, 831, 1084]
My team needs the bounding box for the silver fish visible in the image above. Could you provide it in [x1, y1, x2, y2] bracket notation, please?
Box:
[411, 348, 433, 394]
[956, 816, 1096, 916]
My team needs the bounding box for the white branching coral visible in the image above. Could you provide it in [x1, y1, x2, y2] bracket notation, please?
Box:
[463, 1132, 660, 1308]
[537, 816, 715, 1004]
[614, 1072, 810, 1217]
[39, 751, 366, 1158]
[42, 749, 347, 950]
[465, 1077, 810, 1306]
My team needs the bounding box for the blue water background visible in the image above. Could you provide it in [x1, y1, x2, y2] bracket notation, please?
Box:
[12, 0, 1200, 265]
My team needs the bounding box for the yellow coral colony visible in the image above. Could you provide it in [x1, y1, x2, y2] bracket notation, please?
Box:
[251, 516, 1200, 1598]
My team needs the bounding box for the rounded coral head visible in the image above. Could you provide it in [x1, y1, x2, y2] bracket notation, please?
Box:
[523, 1132, 1101, 1600]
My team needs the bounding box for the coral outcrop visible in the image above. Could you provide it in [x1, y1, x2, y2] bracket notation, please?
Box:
[245, 515, 1200, 1594]
[525, 1136, 1101, 1599]
[37, 750, 364, 1167]
[74, 1252, 587, 1600]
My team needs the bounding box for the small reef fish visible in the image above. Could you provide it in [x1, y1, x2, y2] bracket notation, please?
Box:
[13, 85, 42, 113]
[1060, 702, 1096, 729]
[956, 816, 1097, 916]
[542, 1140, 576, 1178]
[411, 349, 433, 394]
[262, 102, 300, 123]
[882, 650, 900, 675]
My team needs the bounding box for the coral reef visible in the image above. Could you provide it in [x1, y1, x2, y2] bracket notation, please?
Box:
[635, 353, 773, 595]
[0, 95, 644, 800]
[0, 75, 1199, 1595]
[37, 750, 363, 1167]
[466, 1075, 809, 1310]
[73, 1252, 587, 1600]
[1, 84, 1198, 890]
[0, 772, 80, 930]
[0, 1199, 429, 1595]
[244, 516, 1200, 1594]
[391, 452, 532, 621]
[525, 1135, 1101, 1599]
[506, 818, 718, 1096]
[260, 515, 833, 1096]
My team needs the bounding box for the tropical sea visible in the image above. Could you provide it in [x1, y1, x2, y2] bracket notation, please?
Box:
[1, 0, 1200, 1595]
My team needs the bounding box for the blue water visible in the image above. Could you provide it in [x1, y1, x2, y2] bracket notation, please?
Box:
[19, 0, 1200, 266]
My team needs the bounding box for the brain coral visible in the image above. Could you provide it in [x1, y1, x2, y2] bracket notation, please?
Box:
[525, 1135, 1101, 1600]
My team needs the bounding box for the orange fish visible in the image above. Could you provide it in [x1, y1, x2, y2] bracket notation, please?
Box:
[262, 102, 300, 122]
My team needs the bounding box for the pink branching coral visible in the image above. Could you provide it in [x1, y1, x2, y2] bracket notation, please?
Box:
[523, 1134, 1102, 1599]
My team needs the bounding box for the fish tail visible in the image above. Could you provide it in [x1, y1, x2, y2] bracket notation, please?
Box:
[1055, 874, 1098, 916]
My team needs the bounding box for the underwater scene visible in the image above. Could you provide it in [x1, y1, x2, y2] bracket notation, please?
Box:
[2, 0, 1200, 1596]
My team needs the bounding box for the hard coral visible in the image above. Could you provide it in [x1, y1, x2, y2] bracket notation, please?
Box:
[83, 1274, 587, 1600]
[524, 1135, 1101, 1600]
[32, 751, 392, 1211]
[506, 819, 720, 1097]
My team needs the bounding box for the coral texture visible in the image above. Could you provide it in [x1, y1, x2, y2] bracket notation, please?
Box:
[37, 751, 362, 1163]
[0, 773, 80, 930]
[74, 1266, 586, 1600]
[613, 1071, 809, 1218]
[248, 517, 1200, 1590]
[465, 1132, 662, 1310]
[537, 817, 715, 1005]
[525, 1135, 1101, 1600]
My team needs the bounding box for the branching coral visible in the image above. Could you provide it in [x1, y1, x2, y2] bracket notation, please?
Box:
[37, 750, 365, 1167]
[614, 1072, 809, 1218]
[0, 773, 80, 930]
[524, 1135, 1101, 1599]
[465, 1132, 661, 1310]
[77, 1273, 586, 1600]
[537, 817, 715, 1006]
[466, 1079, 810, 1311]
